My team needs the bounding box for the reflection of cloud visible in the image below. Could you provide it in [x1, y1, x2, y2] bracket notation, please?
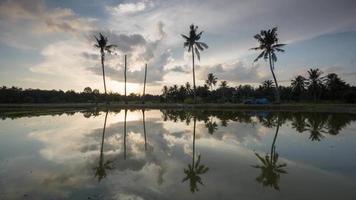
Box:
[2, 110, 356, 199]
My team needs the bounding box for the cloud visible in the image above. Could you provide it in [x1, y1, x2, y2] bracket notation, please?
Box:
[86, 49, 173, 84]
[0, 0, 95, 49]
[170, 66, 189, 73]
[107, 1, 154, 15]
[196, 61, 267, 84]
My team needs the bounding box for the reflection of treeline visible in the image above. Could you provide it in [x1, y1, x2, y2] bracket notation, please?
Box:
[160, 110, 356, 137]
[0, 86, 160, 104]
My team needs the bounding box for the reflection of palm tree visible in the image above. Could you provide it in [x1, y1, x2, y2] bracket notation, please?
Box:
[142, 109, 147, 151]
[182, 117, 209, 193]
[123, 109, 127, 160]
[94, 111, 114, 181]
[253, 118, 287, 190]
[205, 117, 218, 135]
[305, 117, 327, 142]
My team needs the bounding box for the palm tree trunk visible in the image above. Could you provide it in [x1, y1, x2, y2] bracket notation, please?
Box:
[192, 49, 197, 104]
[124, 55, 127, 104]
[101, 50, 107, 103]
[268, 53, 280, 103]
[142, 63, 147, 104]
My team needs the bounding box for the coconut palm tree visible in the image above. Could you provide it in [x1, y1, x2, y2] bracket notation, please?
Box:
[251, 27, 286, 104]
[182, 24, 209, 104]
[262, 80, 274, 89]
[291, 75, 306, 101]
[124, 55, 127, 104]
[94, 33, 117, 102]
[206, 73, 218, 90]
[306, 68, 323, 103]
[162, 85, 168, 102]
[142, 63, 148, 104]
[182, 117, 209, 193]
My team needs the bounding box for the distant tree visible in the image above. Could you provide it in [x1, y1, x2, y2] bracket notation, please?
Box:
[205, 73, 218, 90]
[84, 87, 92, 93]
[94, 33, 117, 102]
[306, 68, 324, 102]
[262, 80, 274, 89]
[251, 27, 286, 103]
[219, 81, 228, 88]
[93, 89, 100, 94]
[182, 24, 208, 104]
[291, 75, 306, 101]
[325, 73, 348, 100]
[185, 82, 192, 96]
[162, 85, 169, 102]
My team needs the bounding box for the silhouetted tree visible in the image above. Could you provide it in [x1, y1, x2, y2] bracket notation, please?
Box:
[291, 75, 306, 101]
[251, 27, 286, 103]
[142, 63, 148, 104]
[94, 33, 116, 102]
[206, 73, 218, 90]
[325, 73, 348, 101]
[182, 24, 208, 103]
[307, 68, 324, 102]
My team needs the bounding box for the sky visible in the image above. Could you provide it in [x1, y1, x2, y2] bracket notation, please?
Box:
[0, 0, 355, 95]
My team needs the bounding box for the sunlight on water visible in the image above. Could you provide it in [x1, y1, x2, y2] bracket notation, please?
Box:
[0, 109, 356, 199]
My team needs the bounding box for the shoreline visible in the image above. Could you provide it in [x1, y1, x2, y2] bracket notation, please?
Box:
[1, 103, 356, 114]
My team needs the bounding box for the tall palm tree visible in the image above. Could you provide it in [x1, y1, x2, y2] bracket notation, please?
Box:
[307, 68, 323, 103]
[205, 73, 218, 90]
[291, 75, 306, 101]
[142, 63, 148, 104]
[182, 117, 209, 193]
[251, 27, 286, 104]
[124, 55, 127, 104]
[182, 24, 208, 104]
[94, 33, 117, 102]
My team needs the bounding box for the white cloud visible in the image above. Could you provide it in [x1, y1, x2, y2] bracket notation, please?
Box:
[107, 1, 154, 15]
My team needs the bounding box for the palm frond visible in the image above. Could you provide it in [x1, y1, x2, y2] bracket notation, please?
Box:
[195, 47, 200, 60]
[254, 51, 265, 62]
[198, 42, 208, 49]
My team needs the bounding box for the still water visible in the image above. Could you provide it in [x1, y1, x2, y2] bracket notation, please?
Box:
[1, 109, 356, 200]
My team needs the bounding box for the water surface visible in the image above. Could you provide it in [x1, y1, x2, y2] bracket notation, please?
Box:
[1, 109, 356, 199]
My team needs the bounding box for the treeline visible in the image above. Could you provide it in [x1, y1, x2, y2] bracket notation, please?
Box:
[161, 69, 356, 103]
[0, 86, 160, 104]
